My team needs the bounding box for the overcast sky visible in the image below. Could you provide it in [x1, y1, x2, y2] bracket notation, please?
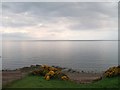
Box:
[2, 2, 118, 40]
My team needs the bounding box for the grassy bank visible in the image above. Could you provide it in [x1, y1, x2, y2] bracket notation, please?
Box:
[4, 75, 119, 88]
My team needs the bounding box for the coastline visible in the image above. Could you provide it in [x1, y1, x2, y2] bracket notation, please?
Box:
[2, 64, 103, 86]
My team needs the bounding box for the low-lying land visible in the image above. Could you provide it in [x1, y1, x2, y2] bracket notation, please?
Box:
[2, 65, 120, 88]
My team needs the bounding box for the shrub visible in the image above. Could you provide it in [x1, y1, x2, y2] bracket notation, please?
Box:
[104, 66, 120, 78]
[31, 65, 69, 81]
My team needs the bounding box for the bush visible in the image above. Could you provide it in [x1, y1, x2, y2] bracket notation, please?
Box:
[104, 66, 120, 77]
[31, 65, 69, 81]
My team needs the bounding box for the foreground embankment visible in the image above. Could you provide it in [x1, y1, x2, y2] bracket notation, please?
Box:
[2, 65, 120, 88]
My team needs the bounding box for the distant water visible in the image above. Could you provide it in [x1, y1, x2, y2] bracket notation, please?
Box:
[2, 40, 118, 72]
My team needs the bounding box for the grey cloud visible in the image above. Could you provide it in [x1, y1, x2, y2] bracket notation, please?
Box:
[2, 2, 117, 17]
[69, 22, 101, 30]
[68, 17, 117, 30]
[3, 19, 37, 28]
[2, 33, 32, 40]
[3, 20, 36, 27]
[2, 2, 117, 28]
[2, 2, 118, 40]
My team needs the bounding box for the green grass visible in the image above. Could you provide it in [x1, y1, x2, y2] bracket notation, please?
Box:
[4, 75, 119, 88]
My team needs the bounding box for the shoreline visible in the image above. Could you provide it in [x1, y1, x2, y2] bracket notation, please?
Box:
[2, 64, 103, 86]
[2, 64, 106, 73]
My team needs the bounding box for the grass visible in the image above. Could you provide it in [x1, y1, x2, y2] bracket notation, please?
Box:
[4, 75, 119, 88]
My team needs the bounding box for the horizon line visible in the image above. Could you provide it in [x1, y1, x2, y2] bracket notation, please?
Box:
[2, 40, 119, 41]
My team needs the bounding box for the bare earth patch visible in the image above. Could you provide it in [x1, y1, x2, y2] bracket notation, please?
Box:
[63, 71, 103, 84]
[2, 70, 27, 86]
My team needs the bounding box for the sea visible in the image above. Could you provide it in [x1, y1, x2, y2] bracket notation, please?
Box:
[2, 40, 118, 72]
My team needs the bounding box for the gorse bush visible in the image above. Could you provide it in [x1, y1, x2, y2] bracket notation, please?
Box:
[104, 66, 120, 77]
[31, 65, 69, 81]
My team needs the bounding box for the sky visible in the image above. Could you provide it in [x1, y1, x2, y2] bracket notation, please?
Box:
[1, 2, 118, 40]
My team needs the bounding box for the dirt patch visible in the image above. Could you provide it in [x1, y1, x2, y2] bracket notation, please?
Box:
[64, 71, 103, 84]
[2, 70, 27, 86]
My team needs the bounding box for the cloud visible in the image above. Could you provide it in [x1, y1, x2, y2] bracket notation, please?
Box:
[2, 33, 31, 40]
[2, 2, 117, 17]
[2, 2, 118, 40]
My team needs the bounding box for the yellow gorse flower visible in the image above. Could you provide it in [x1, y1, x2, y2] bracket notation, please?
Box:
[32, 65, 69, 81]
[61, 76, 68, 80]
[104, 66, 120, 77]
[48, 71, 55, 76]
[45, 75, 50, 80]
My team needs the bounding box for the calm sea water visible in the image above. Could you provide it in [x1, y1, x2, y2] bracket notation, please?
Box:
[2, 41, 118, 72]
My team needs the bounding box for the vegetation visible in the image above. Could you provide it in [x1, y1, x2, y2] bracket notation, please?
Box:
[31, 65, 69, 81]
[104, 66, 120, 77]
[3, 65, 120, 88]
[4, 75, 119, 88]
